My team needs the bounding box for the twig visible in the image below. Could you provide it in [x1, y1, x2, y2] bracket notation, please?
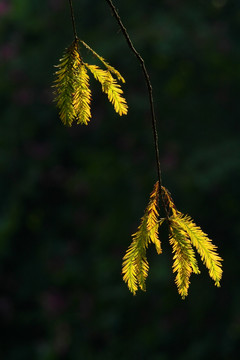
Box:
[105, 0, 169, 219]
[68, 0, 78, 40]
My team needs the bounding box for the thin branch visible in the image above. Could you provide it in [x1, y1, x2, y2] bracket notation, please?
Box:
[105, 0, 169, 220]
[68, 0, 78, 40]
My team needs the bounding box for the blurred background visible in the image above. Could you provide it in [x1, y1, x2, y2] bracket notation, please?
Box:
[0, 0, 240, 359]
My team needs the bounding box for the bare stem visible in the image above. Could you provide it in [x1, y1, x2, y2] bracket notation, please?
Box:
[105, 0, 168, 219]
[68, 0, 78, 40]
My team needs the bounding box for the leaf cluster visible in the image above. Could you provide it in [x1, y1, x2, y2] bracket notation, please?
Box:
[53, 39, 128, 126]
[122, 183, 223, 298]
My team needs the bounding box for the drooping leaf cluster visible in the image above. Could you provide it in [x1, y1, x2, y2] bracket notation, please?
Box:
[53, 39, 128, 126]
[122, 182, 164, 294]
[122, 182, 223, 299]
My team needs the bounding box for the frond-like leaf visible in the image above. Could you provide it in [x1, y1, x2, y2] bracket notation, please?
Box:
[169, 220, 200, 299]
[53, 41, 92, 126]
[102, 71, 128, 116]
[173, 212, 223, 287]
[53, 41, 80, 126]
[80, 40, 125, 83]
[122, 217, 149, 295]
[86, 64, 128, 116]
[85, 64, 108, 84]
[73, 63, 92, 125]
[146, 181, 162, 254]
[122, 182, 163, 294]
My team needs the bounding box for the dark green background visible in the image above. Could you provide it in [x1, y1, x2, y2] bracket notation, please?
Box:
[0, 0, 239, 359]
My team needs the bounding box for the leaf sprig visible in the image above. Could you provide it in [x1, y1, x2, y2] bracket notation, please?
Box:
[53, 39, 128, 126]
[122, 182, 223, 299]
[122, 182, 164, 294]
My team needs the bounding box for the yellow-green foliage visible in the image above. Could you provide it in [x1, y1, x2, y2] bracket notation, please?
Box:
[72, 63, 91, 125]
[53, 4, 223, 300]
[169, 219, 200, 299]
[86, 64, 128, 116]
[53, 39, 128, 126]
[53, 41, 85, 126]
[122, 183, 223, 299]
[122, 182, 162, 295]
[171, 212, 223, 288]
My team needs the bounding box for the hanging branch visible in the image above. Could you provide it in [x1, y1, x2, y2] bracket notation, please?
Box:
[52, 1, 223, 298]
[104, 0, 223, 297]
[105, 0, 168, 219]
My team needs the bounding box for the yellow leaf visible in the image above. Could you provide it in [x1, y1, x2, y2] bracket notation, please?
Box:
[169, 219, 200, 299]
[122, 181, 163, 294]
[53, 41, 81, 126]
[73, 63, 92, 125]
[86, 64, 128, 116]
[173, 212, 223, 287]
